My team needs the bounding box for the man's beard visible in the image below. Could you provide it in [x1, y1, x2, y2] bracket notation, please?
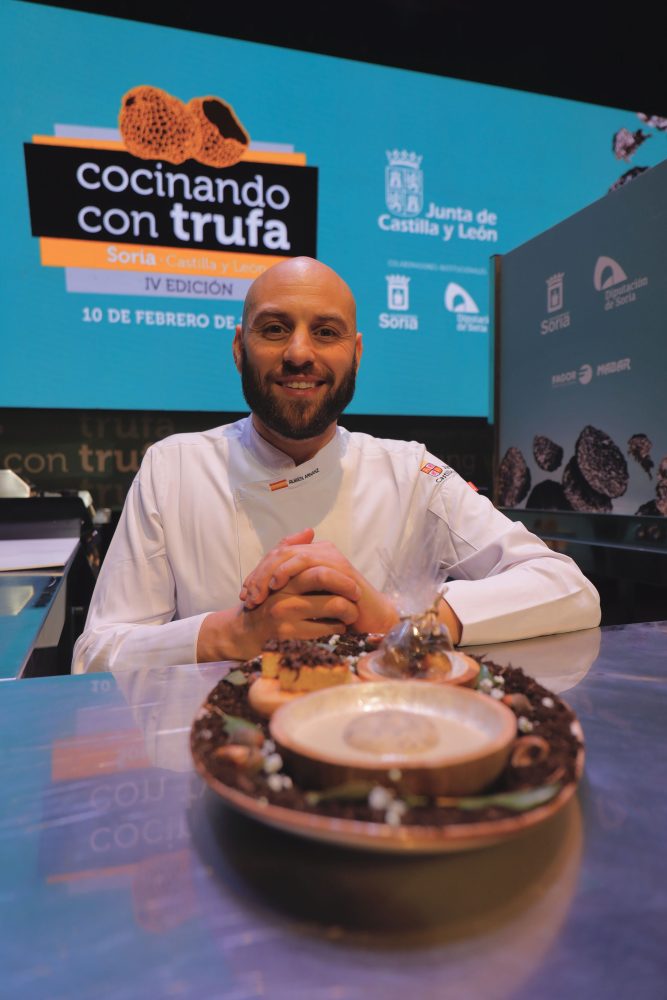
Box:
[240, 348, 357, 441]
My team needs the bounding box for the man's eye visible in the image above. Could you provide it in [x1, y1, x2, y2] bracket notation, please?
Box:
[316, 327, 338, 339]
[262, 324, 287, 337]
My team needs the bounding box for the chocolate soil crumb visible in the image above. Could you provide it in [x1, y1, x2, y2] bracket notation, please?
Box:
[191, 659, 582, 828]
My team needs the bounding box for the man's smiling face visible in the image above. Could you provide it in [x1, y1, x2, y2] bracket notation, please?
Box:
[233, 258, 362, 447]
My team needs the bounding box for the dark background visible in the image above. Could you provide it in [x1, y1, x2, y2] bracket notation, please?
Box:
[23, 0, 666, 113]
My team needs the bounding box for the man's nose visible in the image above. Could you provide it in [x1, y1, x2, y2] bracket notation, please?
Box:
[282, 326, 315, 367]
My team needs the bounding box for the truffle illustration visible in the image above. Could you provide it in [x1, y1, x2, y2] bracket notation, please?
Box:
[187, 96, 249, 168]
[575, 425, 628, 499]
[637, 112, 667, 131]
[562, 457, 612, 513]
[627, 434, 654, 478]
[636, 500, 661, 516]
[657, 479, 667, 516]
[609, 166, 649, 191]
[612, 127, 650, 161]
[495, 447, 531, 506]
[119, 85, 201, 164]
[525, 480, 572, 511]
[533, 435, 564, 472]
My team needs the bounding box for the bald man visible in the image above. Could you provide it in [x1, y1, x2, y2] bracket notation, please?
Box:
[73, 258, 600, 673]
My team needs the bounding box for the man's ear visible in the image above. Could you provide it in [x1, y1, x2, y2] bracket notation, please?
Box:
[354, 332, 363, 370]
[232, 325, 243, 373]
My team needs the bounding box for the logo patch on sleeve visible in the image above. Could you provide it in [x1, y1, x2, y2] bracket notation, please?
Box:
[420, 461, 455, 484]
[269, 479, 288, 491]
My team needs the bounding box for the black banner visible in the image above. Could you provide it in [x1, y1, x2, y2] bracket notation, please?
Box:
[24, 143, 318, 258]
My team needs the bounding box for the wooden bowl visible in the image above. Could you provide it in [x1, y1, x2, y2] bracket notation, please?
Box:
[269, 681, 515, 797]
[356, 649, 480, 687]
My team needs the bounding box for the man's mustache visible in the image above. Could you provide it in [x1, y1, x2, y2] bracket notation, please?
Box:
[276, 361, 332, 382]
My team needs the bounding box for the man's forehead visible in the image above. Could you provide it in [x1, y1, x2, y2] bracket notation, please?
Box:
[244, 258, 356, 323]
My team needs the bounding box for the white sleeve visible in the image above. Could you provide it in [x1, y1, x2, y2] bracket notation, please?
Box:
[71, 446, 207, 674]
[431, 474, 601, 645]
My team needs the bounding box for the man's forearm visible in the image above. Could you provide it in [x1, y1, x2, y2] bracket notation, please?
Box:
[196, 607, 251, 663]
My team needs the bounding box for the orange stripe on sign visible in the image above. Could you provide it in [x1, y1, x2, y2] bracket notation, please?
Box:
[32, 135, 128, 152]
[31, 135, 307, 164]
[269, 480, 288, 491]
[51, 731, 149, 781]
[39, 238, 288, 279]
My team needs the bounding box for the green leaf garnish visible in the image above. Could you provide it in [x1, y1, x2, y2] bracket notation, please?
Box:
[305, 781, 376, 806]
[451, 783, 561, 812]
[304, 781, 562, 814]
[225, 668, 248, 686]
[475, 663, 494, 689]
[222, 713, 260, 738]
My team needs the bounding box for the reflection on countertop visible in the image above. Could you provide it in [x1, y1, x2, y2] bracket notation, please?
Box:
[111, 659, 233, 771]
[464, 626, 602, 694]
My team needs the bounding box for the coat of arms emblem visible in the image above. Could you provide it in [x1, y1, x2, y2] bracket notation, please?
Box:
[385, 150, 423, 218]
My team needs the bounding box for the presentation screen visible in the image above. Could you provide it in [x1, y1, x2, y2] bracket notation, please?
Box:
[3, 1, 664, 416]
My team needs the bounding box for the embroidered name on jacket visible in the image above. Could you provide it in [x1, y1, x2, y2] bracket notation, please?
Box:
[268, 467, 320, 491]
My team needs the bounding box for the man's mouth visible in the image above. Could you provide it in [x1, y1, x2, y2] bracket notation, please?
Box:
[273, 376, 328, 394]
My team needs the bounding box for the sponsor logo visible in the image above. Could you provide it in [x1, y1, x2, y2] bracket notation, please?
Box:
[593, 255, 648, 311]
[597, 357, 631, 376]
[551, 370, 578, 387]
[378, 151, 499, 243]
[593, 256, 627, 290]
[540, 272, 571, 335]
[269, 479, 288, 491]
[386, 274, 410, 310]
[546, 272, 564, 313]
[385, 150, 424, 218]
[444, 281, 489, 333]
[379, 274, 419, 330]
[445, 282, 479, 313]
[378, 313, 418, 330]
[551, 357, 631, 388]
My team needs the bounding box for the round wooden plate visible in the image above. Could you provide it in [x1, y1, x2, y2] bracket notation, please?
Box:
[191, 704, 584, 855]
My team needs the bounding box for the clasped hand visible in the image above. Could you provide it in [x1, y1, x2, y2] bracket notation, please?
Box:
[197, 528, 461, 662]
[239, 528, 399, 640]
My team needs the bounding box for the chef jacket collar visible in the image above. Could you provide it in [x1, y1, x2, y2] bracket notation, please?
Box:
[239, 415, 346, 475]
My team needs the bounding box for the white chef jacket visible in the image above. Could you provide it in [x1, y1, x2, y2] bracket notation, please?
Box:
[72, 417, 600, 673]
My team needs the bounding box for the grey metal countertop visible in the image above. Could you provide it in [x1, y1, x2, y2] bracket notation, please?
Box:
[1, 621, 666, 1000]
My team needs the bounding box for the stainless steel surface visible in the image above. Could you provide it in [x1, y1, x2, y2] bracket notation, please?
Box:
[0, 573, 66, 680]
[1, 623, 666, 999]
